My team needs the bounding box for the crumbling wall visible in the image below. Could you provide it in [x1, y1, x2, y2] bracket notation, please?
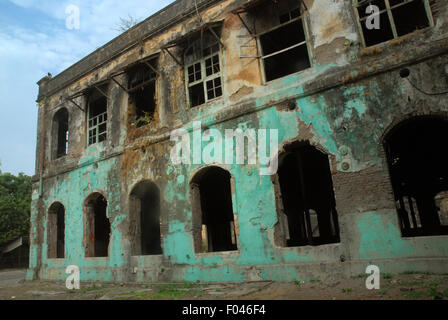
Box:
[29, 0, 448, 282]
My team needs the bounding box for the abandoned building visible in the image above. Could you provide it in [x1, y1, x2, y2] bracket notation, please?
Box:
[29, 0, 448, 283]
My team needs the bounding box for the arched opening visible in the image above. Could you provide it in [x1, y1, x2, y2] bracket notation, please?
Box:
[276, 142, 340, 247]
[52, 108, 69, 159]
[84, 193, 110, 257]
[191, 166, 237, 253]
[129, 181, 162, 255]
[47, 202, 65, 258]
[384, 116, 448, 237]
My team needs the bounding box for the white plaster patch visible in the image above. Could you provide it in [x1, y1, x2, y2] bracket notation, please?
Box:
[309, 0, 358, 47]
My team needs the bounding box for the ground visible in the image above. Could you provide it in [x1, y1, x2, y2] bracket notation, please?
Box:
[1, 269, 447, 300]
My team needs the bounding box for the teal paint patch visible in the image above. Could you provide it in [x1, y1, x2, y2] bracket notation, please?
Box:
[357, 212, 414, 259]
[163, 220, 195, 264]
[176, 175, 185, 184]
[259, 265, 301, 282]
[282, 249, 316, 263]
[183, 265, 244, 282]
[343, 86, 367, 117]
[296, 95, 339, 155]
[357, 212, 448, 259]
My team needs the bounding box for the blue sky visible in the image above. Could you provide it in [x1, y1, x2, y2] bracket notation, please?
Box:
[0, 0, 175, 176]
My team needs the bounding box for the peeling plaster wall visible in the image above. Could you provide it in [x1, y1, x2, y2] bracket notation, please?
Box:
[29, 0, 448, 282]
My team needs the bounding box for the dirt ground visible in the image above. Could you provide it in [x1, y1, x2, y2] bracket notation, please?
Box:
[1, 269, 447, 300]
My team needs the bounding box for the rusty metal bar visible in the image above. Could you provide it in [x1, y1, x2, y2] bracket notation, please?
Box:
[408, 196, 418, 229]
[296, 151, 313, 245]
[66, 96, 84, 112]
[143, 60, 160, 75]
[235, 11, 255, 37]
[110, 74, 129, 93]
[206, 25, 225, 49]
[162, 47, 183, 67]
[94, 85, 109, 99]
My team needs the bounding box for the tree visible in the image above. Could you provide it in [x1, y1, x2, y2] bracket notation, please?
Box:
[113, 14, 140, 33]
[0, 172, 31, 246]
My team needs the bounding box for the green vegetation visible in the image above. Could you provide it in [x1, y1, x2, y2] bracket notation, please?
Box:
[382, 273, 393, 279]
[293, 279, 301, 287]
[403, 290, 427, 299]
[121, 283, 204, 300]
[0, 172, 31, 246]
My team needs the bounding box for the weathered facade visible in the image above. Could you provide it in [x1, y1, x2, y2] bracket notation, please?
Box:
[30, 0, 448, 283]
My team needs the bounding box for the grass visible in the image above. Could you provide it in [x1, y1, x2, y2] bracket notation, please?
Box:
[401, 271, 436, 275]
[341, 288, 352, 293]
[427, 287, 444, 300]
[118, 282, 205, 300]
[403, 290, 427, 300]
[352, 273, 369, 279]
[382, 273, 393, 280]
[293, 280, 302, 287]
[378, 288, 388, 296]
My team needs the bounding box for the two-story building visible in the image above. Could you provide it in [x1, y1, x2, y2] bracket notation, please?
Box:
[29, 0, 448, 283]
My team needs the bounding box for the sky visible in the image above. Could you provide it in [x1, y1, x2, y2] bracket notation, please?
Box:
[0, 0, 175, 176]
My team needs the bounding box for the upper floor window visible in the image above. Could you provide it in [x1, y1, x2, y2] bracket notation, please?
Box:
[87, 84, 108, 145]
[184, 28, 223, 108]
[353, 0, 434, 47]
[250, 0, 311, 82]
[127, 58, 158, 127]
[52, 108, 69, 159]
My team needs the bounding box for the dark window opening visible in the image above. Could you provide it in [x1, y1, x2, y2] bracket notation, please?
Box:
[191, 167, 237, 253]
[255, 3, 310, 82]
[47, 202, 65, 259]
[128, 61, 157, 127]
[130, 181, 162, 255]
[355, 0, 432, 47]
[277, 143, 340, 247]
[84, 194, 110, 257]
[52, 108, 69, 159]
[384, 116, 448, 237]
[184, 29, 223, 108]
[88, 86, 108, 145]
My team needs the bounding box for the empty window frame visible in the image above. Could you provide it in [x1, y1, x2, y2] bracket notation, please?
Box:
[253, 1, 311, 82]
[87, 85, 108, 145]
[47, 202, 65, 259]
[191, 166, 237, 253]
[127, 59, 158, 127]
[353, 0, 434, 47]
[52, 108, 69, 159]
[129, 181, 162, 255]
[84, 193, 110, 257]
[184, 29, 223, 108]
[384, 116, 448, 237]
[276, 143, 340, 247]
